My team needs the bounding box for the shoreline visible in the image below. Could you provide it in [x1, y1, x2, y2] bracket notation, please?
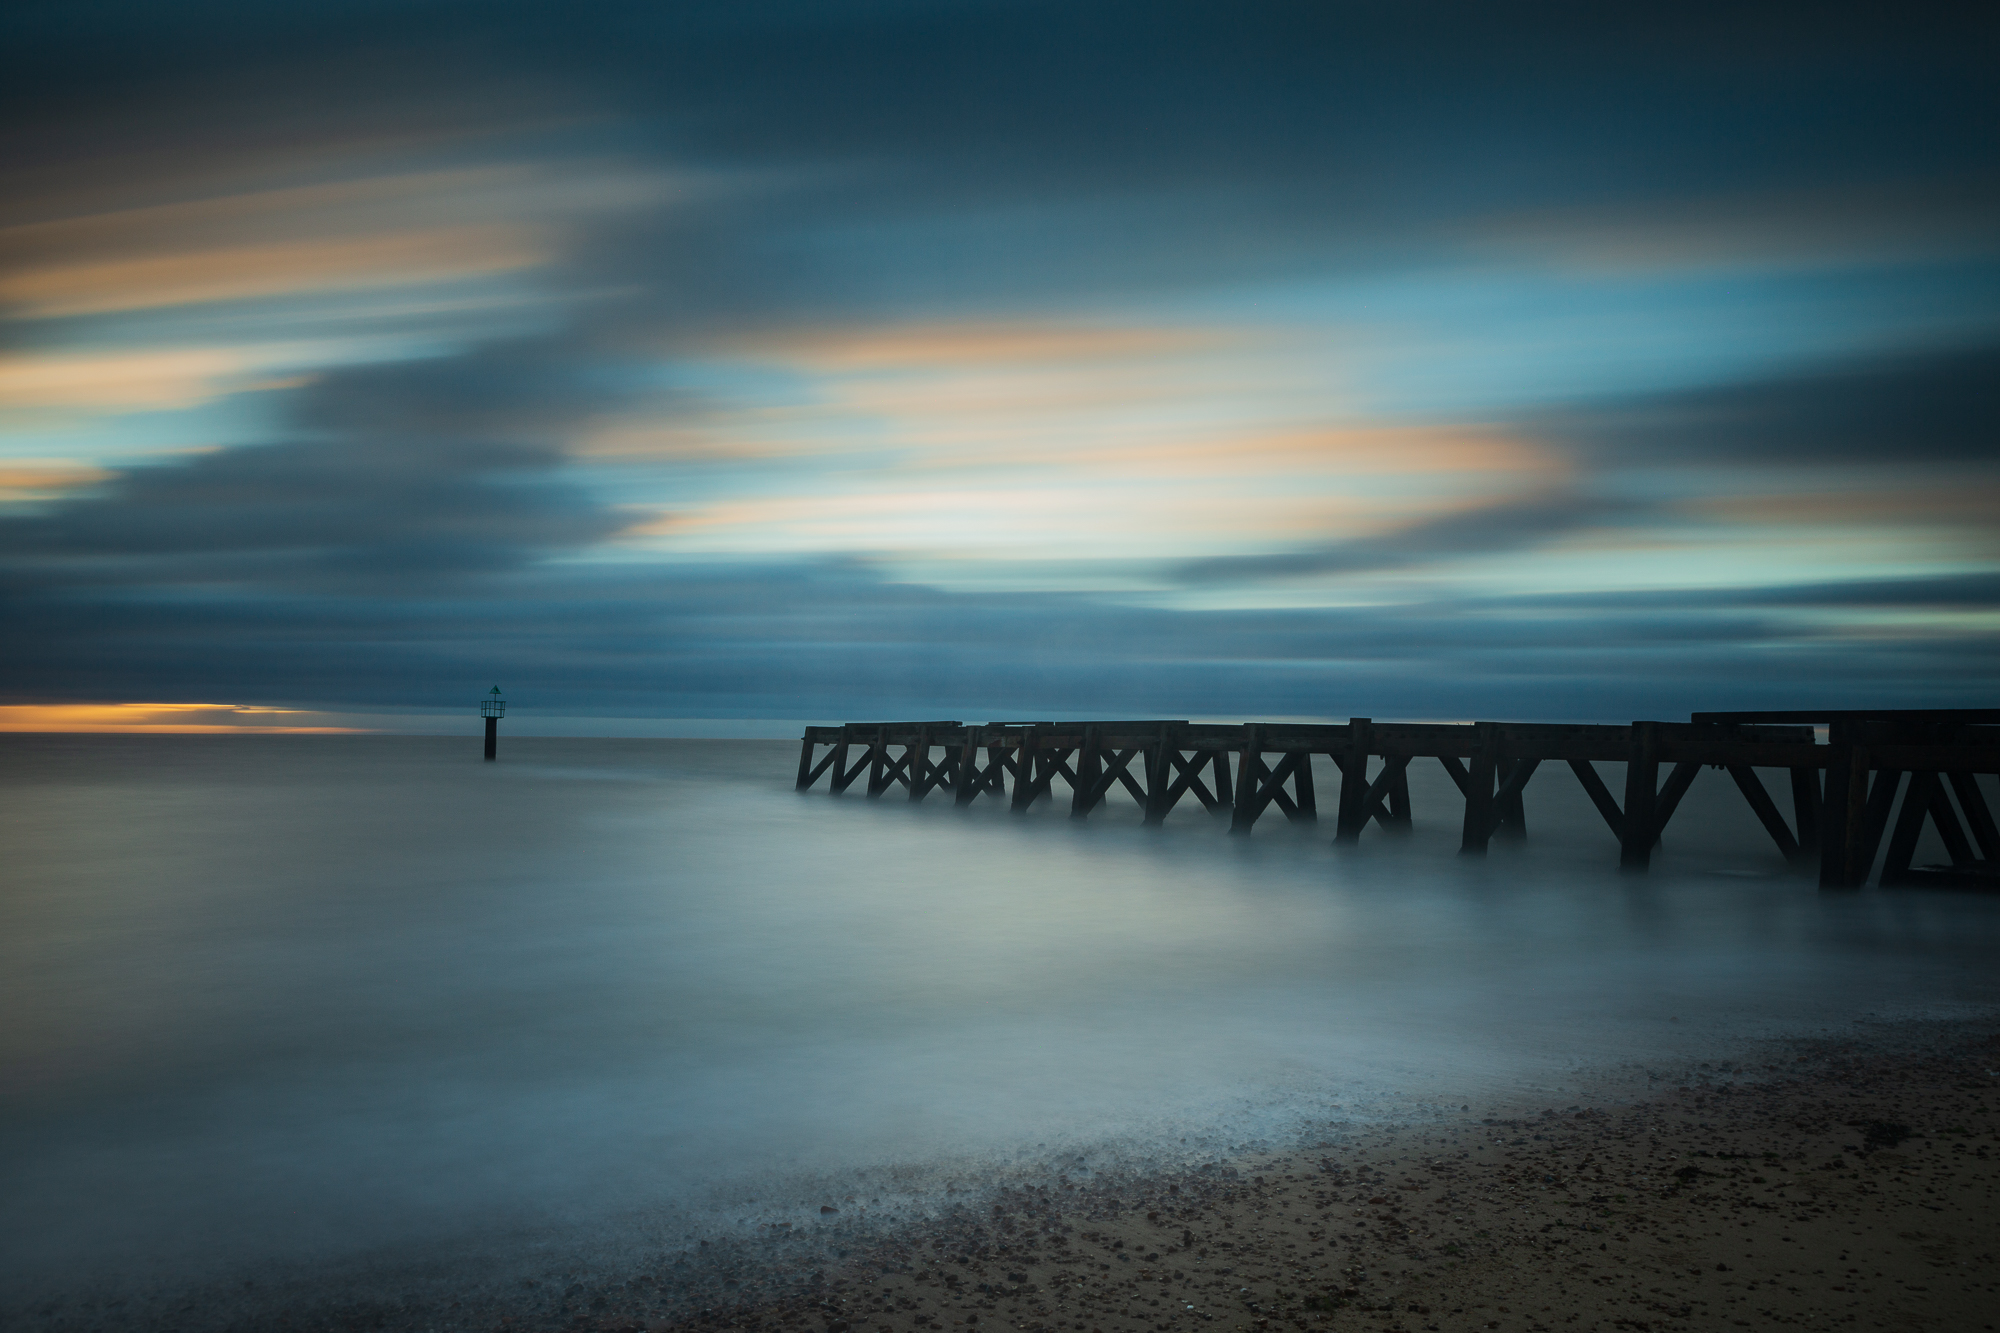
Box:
[617, 1024, 2000, 1333]
[12, 1023, 1997, 1332]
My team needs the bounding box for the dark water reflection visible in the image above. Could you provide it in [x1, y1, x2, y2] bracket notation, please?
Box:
[3, 735, 1995, 1307]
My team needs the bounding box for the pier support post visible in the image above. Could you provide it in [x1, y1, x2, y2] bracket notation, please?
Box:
[1388, 763, 1412, 831]
[1071, 726, 1103, 819]
[1230, 725, 1265, 834]
[484, 716, 498, 761]
[1011, 727, 1041, 813]
[865, 726, 890, 797]
[1619, 721, 1659, 872]
[1459, 722, 1499, 856]
[953, 729, 983, 806]
[1143, 724, 1173, 826]
[1817, 725, 1857, 886]
[1209, 746, 1234, 814]
[907, 725, 932, 801]
[1335, 718, 1373, 844]
[1493, 760, 1527, 841]
[795, 735, 816, 789]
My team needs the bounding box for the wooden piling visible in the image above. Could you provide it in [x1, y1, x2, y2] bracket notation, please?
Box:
[1335, 719, 1373, 844]
[1071, 725, 1103, 819]
[1460, 722, 1500, 857]
[1230, 725, 1265, 835]
[1619, 721, 1659, 871]
[1492, 758, 1540, 842]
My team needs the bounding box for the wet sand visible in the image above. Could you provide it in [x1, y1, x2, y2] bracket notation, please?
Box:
[579, 1030, 2000, 1333]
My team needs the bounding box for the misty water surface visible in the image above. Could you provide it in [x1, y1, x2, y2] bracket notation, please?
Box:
[4, 735, 1997, 1309]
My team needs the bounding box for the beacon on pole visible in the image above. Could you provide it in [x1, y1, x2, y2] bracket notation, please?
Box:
[480, 686, 506, 760]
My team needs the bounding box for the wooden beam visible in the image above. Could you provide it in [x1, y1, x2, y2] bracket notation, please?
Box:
[1210, 747, 1234, 811]
[1927, 776, 1977, 866]
[1789, 767, 1820, 856]
[877, 744, 915, 792]
[795, 736, 818, 790]
[1879, 771, 1937, 886]
[1567, 758, 1624, 840]
[1856, 767, 1902, 881]
[1367, 754, 1412, 832]
[1948, 771, 2000, 861]
[1728, 766, 1803, 864]
[1437, 753, 1472, 798]
[1653, 760, 1702, 842]
[1164, 748, 1221, 812]
[1263, 752, 1305, 822]
[1387, 761, 1412, 831]
[830, 730, 861, 794]
[1291, 747, 1318, 821]
[1112, 751, 1148, 805]
[801, 743, 841, 791]
[1080, 746, 1145, 813]
[953, 730, 983, 807]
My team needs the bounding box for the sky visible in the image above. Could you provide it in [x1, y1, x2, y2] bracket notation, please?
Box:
[2, 1, 1996, 732]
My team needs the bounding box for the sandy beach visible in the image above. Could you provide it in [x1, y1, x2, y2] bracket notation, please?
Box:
[516, 1027, 2000, 1333]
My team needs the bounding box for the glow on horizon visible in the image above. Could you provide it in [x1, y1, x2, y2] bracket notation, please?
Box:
[0, 704, 371, 734]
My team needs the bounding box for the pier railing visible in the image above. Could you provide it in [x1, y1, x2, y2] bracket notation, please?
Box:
[796, 711, 2000, 888]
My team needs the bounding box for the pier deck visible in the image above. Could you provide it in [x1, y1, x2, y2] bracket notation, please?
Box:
[796, 711, 2000, 887]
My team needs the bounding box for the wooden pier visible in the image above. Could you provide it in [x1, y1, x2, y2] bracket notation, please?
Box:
[796, 710, 2000, 887]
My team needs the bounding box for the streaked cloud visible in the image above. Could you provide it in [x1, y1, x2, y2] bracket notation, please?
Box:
[1465, 179, 2000, 275]
[0, 460, 112, 503]
[0, 347, 300, 413]
[1, 226, 549, 319]
[2, 0, 1997, 724]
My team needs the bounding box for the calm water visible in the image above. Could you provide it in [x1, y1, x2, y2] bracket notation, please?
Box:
[4, 735, 1997, 1317]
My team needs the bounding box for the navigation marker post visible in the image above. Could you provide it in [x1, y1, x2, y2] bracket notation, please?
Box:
[481, 686, 506, 760]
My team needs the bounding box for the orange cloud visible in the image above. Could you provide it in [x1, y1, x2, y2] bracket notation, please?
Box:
[0, 347, 286, 412]
[0, 225, 548, 318]
[735, 320, 1235, 370]
[0, 704, 369, 733]
[0, 460, 113, 501]
[914, 422, 1564, 481]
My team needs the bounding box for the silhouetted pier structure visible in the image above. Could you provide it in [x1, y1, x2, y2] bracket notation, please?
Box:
[796, 711, 2000, 887]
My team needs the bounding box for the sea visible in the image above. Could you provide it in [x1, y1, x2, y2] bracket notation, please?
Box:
[4, 734, 1997, 1327]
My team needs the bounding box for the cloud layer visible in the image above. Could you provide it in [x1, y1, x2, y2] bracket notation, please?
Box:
[3, 1, 1997, 725]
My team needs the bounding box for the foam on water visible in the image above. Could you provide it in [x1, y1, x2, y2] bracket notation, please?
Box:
[4, 735, 1997, 1321]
